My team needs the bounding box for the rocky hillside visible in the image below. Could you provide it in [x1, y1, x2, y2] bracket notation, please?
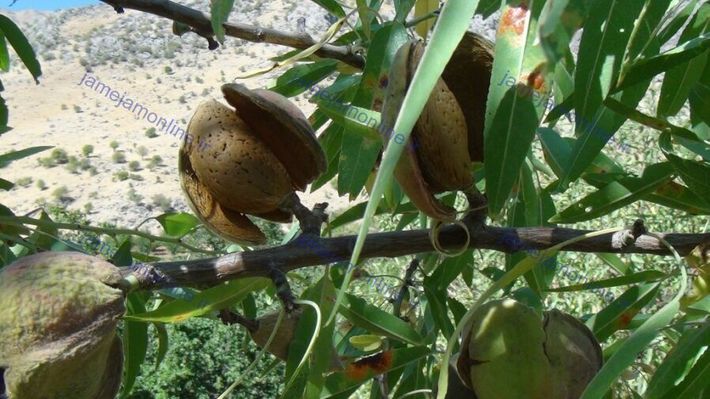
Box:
[0, 0, 354, 229]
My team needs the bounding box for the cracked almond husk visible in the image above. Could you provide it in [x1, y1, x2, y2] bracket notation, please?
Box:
[0, 252, 125, 399]
[180, 84, 326, 245]
[457, 299, 602, 399]
[382, 33, 493, 221]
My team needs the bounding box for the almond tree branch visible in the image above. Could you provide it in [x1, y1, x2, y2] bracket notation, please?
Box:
[127, 222, 710, 290]
[99, 0, 365, 68]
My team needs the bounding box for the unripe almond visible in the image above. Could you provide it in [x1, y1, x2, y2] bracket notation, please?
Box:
[0, 252, 125, 399]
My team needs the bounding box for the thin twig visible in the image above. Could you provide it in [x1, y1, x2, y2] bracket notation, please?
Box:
[99, 0, 365, 68]
[0, 215, 218, 255]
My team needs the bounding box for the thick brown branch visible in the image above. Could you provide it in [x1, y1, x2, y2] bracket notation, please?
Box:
[128, 223, 710, 290]
[100, 0, 365, 68]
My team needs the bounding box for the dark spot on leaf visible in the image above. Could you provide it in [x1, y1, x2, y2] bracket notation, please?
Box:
[500, 5, 528, 36]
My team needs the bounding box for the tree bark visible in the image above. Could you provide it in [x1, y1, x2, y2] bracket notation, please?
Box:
[127, 222, 710, 290]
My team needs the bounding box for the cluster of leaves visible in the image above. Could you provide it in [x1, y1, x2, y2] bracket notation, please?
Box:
[196, 0, 710, 398]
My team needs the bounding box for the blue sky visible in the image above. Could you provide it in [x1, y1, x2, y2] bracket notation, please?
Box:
[2, 0, 99, 10]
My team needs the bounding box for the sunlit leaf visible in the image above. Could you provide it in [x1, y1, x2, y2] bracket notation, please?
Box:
[270, 60, 339, 97]
[484, 1, 549, 216]
[574, 0, 643, 132]
[125, 278, 269, 323]
[646, 321, 710, 399]
[340, 294, 423, 346]
[337, 22, 407, 197]
[154, 212, 200, 237]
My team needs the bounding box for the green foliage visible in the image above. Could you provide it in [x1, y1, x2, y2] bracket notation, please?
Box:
[128, 160, 141, 172]
[15, 176, 32, 187]
[51, 185, 69, 201]
[145, 127, 158, 138]
[82, 144, 94, 157]
[112, 151, 126, 164]
[151, 194, 172, 212]
[128, 318, 284, 399]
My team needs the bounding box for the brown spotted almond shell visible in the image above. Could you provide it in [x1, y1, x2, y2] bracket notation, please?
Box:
[179, 148, 267, 245]
[186, 99, 293, 215]
[222, 84, 326, 191]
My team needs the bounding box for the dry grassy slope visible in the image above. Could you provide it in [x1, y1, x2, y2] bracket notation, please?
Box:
[0, 1, 350, 230]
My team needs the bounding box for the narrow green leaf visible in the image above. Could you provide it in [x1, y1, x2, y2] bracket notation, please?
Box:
[665, 154, 710, 206]
[616, 32, 710, 92]
[659, 349, 710, 399]
[210, 0, 235, 44]
[574, 0, 643, 133]
[484, 1, 549, 215]
[0, 145, 52, 166]
[310, 0, 346, 17]
[154, 212, 200, 237]
[585, 283, 660, 342]
[303, 275, 337, 399]
[270, 60, 339, 97]
[657, 0, 700, 45]
[337, 22, 407, 197]
[658, 3, 710, 117]
[423, 280, 454, 339]
[0, 177, 12, 191]
[596, 253, 629, 275]
[475, 0, 503, 18]
[0, 15, 41, 82]
[645, 181, 710, 215]
[688, 53, 710, 136]
[316, 101, 383, 143]
[111, 240, 133, 267]
[120, 293, 149, 398]
[153, 322, 169, 369]
[581, 271, 687, 398]
[0, 33, 9, 72]
[646, 321, 710, 399]
[340, 294, 423, 346]
[311, 124, 342, 191]
[547, 270, 666, 292]
[551, 163, 673, 223]
[125, 278, 269, 323]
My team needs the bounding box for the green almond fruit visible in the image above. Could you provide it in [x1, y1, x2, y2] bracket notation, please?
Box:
[0, 252, 125, 399]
